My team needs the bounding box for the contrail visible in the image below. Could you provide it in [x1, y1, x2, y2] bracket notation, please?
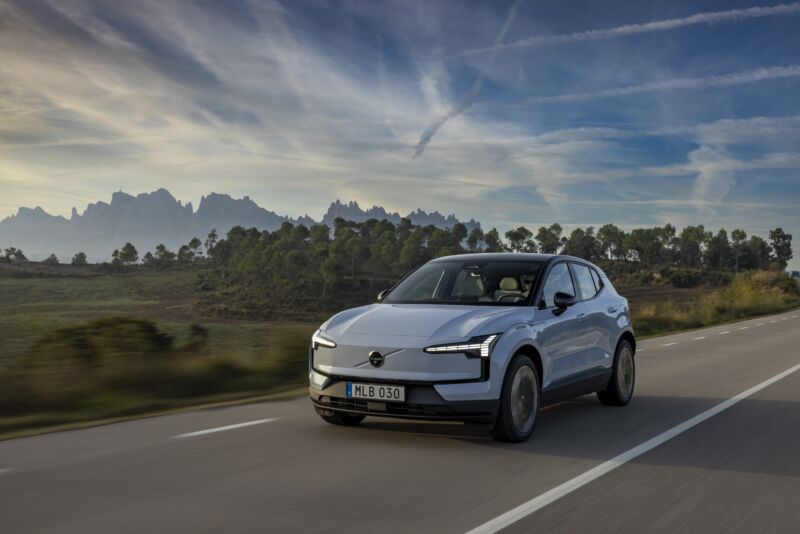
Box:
[413, 0, 522, 158]
[458, 2, 800, 57]
[532, 65, 800, 103]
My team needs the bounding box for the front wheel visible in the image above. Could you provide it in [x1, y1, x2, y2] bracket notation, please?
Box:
[490, 355, 540, 442]
[597, 340, 635, 406]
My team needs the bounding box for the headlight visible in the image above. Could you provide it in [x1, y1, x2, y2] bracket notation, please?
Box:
[424, 333, 500, 358]
[312, 331, 336, 349]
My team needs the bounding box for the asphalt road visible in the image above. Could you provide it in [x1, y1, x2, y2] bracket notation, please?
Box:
[2, 311, 799, 533]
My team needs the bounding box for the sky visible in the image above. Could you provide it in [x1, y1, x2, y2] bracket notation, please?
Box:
[0, 0, 799, 267]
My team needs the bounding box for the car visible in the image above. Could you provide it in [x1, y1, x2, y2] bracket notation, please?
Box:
[308, 253, 636, 442]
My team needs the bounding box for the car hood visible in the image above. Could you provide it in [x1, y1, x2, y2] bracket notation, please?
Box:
[321, 303, 524, 343]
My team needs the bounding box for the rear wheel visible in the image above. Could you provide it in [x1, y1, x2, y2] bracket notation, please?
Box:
[490, 355, 540, 442]
[317, 410, 366, 426]
[597, 340, 635, 406]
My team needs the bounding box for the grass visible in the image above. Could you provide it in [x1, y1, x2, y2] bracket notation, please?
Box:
[0, 266, 797, 439]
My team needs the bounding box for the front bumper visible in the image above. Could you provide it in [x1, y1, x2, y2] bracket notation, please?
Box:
[309, 376, 499, 424]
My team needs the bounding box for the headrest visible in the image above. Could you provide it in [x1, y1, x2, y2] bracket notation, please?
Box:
[499, 277, 520, 291]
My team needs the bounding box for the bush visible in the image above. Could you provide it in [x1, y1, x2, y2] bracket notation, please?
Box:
[633, 271, 800, 336]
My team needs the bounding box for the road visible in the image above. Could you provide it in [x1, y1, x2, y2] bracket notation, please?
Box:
[1, 311, 799, 533]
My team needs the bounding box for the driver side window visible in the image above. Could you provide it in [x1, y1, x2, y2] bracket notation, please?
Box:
[539, 263, 576, 308]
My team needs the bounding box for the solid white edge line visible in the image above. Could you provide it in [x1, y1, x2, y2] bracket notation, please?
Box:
[466, 362, 800, 534]
[694, 336, 706, 340]
[172, 418, 278, 439]
[661, 342, 678, 347]
[740, 326, 749, 330]
[719, 331, 731, 335]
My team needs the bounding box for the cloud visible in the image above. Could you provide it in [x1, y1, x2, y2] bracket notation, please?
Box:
[458, 2, 800, 57]
[530, 65, 800, 103]
[412, 0, 522, 158]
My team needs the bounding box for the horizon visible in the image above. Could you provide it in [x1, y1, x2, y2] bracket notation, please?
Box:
[1, 0, 798, 268]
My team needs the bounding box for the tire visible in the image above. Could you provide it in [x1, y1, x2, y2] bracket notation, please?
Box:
[490, 354, 540, 443]
[597, 339, 635, 406]
[318, 410, 366, 426]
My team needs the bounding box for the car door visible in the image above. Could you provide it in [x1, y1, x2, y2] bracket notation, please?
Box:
[535, 262, 585, 387]
[570, 262, 613, 374]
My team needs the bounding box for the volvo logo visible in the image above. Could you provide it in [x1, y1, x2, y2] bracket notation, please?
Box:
[368, 350, 384, 368]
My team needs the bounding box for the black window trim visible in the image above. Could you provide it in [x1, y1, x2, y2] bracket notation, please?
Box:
[569, 261, 605, 303]
[535, 259, 578, 310]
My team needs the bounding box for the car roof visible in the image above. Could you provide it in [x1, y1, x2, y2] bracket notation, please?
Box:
[430, 252, 591, 265]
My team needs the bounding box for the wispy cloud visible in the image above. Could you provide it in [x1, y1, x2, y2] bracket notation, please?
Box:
[458, 2, 800, 57]
[530, 65, 800, 103]
[412, 0, 522, 158]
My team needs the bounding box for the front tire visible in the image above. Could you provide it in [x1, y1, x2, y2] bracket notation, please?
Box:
[490, 355, 540, 443]
[317, 410, 366, 426]
[597, 339, 635, 406]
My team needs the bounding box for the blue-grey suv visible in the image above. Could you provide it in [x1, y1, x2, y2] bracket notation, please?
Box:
[309, 253, 635, 442]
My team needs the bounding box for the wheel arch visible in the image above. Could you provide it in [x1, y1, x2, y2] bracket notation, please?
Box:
[511, 344, 544, 388]
[617, 330, 636, 355]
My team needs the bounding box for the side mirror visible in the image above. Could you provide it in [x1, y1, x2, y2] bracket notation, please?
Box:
[377, 289, 390, 302]
[553, 291, 577, 309]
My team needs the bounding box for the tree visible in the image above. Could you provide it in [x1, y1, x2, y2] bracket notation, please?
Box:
[42, 253, 59, 266]
[562, 227, 601, 261]
[675, 225, 708, 269]
[597, 224, 625, 260]
[119, 242, 138, 265]
[3, 247, 27, 264]
[71, 252, 88, 266]
[110, 249, 122, 267]
[205, 229, 218, 259]
[483, 228, 504, 252]
[450, 223, 468, 246]
[142, 252, 156, 268]
[177, 245, 194, 264]
[535, 223, 565, 254]
[731, 229, 747, 272]
[704, 229, 732, 271]
[188, 237, 203, 260]
[466, 227, 484, 252]
[505, 226, 533, 253]
[154, 244, 176, 268]
[769, 228, 793, 270]
[740, 236, 771, 270]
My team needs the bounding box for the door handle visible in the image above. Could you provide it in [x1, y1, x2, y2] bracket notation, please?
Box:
[576, 313, 587, 321]
[607, 307, 618, 313]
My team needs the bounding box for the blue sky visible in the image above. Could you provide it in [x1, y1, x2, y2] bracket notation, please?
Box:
[0, 0, 798, 267]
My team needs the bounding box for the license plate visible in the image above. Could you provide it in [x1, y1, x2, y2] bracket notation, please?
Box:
[346, 382, 405, 402]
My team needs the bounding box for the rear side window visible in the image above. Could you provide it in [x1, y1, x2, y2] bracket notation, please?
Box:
[572, 263, 598, 300]
[590, 268, 604, 292]
[540, 263, 576, 308]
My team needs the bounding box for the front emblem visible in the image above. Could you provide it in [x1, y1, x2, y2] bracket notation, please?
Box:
[368, 350, 384, 368]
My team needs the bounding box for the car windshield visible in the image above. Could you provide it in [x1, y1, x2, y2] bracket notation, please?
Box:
[384, 259, 544, 306]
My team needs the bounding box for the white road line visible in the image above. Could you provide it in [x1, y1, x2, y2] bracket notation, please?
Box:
[719, 331, 731, 335]
[467, 362, 800, 534]
[771, 320, 778, 323]
[0, 468, 11, 475]
[172, 418, 278, 439]
[693, 336, 706, 341]
[637, 349, 645, 353]
[782, 317, 789, 321]
[757, 323, 765, 327]
[793, 315, 798, 318]
[661, 342, 678, 347]
[739, 326, 749, 330]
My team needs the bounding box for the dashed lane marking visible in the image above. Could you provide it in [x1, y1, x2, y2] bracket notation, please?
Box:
[172, 419, 279, 439]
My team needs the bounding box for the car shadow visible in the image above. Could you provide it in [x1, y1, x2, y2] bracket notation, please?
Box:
[352, 393, 800, 478]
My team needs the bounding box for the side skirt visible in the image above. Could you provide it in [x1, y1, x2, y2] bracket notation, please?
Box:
[541, 367, 612, 406]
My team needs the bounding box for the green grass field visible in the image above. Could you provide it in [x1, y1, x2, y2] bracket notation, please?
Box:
[0, 270, 318, 366]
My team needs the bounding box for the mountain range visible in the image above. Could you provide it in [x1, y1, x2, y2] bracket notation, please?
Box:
[0, 189, 480, 262]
